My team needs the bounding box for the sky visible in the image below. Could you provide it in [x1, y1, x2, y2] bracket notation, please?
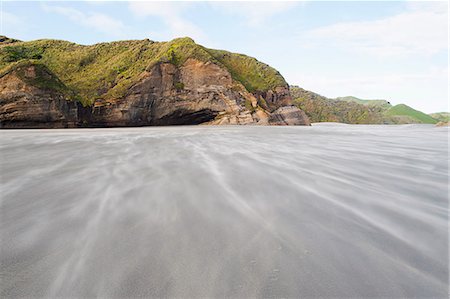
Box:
[1, 0, 448, 113]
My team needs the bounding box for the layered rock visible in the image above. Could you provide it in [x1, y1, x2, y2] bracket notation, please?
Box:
[88, 59, 308, 126]
[0, 37, 310, 128]
[436, 121, 450, 127]
[269, 106, 311, 125]
[0, 63, 77, 128]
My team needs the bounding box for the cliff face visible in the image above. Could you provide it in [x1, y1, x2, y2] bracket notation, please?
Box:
[0, 63, 78, 128]
[89, 59, 308, 126]
[0, 37, 310, 128]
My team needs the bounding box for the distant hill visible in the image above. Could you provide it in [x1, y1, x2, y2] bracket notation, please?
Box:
[335, 96, 391, 108]
[291, 86, 437, 124]
[384, 104, 437, 124]
[429, 112, 450, 123]
[291, 87, 385, 124]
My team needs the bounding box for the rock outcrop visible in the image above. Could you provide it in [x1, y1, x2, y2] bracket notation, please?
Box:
[0, 37, 310, 128]
[0, 63, 78, 128]
[435, 121, 450, 127]
[269, 106, 310, 125]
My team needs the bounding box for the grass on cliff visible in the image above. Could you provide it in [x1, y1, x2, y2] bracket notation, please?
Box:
[205, 48, 286, 93]
[0, 35, 21, 44]
[1, 60, 80, 101]
[0, 37, 286, 106]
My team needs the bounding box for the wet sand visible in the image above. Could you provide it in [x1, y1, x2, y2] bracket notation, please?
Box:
[0, 124, 448, 297]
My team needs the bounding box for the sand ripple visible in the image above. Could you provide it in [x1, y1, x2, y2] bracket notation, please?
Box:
[0, 125, 448, 297]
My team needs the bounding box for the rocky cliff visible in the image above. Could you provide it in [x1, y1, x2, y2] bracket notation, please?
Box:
[0, 37, 309, 128]
[0, 62, 78, 128]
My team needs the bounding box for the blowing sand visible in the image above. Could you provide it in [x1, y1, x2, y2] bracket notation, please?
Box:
[0, 125, 448, 297]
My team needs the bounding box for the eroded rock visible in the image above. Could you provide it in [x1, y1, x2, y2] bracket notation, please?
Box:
[0, 64, 78, 128]
[0, 59, 310, 128]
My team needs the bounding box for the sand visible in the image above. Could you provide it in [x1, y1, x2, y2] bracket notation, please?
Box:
[0, 124, 448, 297]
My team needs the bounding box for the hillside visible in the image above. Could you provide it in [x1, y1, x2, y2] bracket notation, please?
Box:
[384, 104, 437, 124]
[291, 87, 385, 124]
[0, 36, 20, 44]
[0, 37, 309, 128]
[335, 96, 391, 108]
[0, 37, 285, 106]
[429, 112, 450, 123]
[291, 86, 437, 124]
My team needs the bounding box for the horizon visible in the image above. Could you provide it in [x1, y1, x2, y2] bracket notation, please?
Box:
[1, 1, 448, 113]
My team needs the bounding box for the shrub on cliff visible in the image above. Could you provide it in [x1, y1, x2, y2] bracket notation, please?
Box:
[0, 37, 288, 106]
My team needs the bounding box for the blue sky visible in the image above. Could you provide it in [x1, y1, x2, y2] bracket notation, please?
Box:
[2, 1, 448, 113]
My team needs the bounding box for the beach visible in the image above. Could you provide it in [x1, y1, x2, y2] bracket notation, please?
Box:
[0, 124, 448, 297]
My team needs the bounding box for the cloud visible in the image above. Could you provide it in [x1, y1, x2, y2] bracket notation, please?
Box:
[304, 2, 448, 57]
[127, 1, 297, 42]
[1, 10, 24, 37]
[210, 2, 299, 26]
[128, 2, 205, 42]
[288, 66, 448, 113]
[42, 4, 127, 37]
[2, 10, 20, 26]
[2, 10, 21, 31]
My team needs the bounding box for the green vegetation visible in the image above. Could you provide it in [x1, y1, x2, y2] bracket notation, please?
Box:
[385, 104, 437, 124]
[291, 86, 436, 124]
[245, 99, 256, 112]
[174, 82, 184, 91]
[291, 86, 385, 124]
[257, 96, 269, 110]
[161, 37, 212, 67]
[2, 36, 435, 125]
[205, 48, 286, 92]
[3, 45, 44, 62]
[335, 96, 391, 108]
[1, 60, 79, 101]
[429, 112, 450, 122]
[0, 35, 20, 44]
[0, 37, 286, 106]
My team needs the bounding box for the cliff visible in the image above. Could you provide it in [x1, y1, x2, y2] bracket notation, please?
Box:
[0, 37, 309, 128]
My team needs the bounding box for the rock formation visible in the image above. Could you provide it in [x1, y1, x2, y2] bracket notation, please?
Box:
[0, 62, 77, 128]
[0, 37, 310, 128]
[435, 121, 450, 127]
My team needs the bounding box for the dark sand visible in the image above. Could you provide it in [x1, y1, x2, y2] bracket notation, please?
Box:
[0, 124, 448, 297]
